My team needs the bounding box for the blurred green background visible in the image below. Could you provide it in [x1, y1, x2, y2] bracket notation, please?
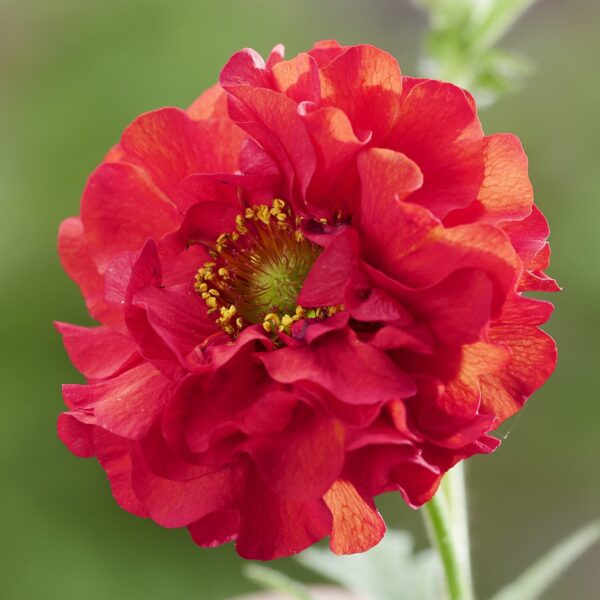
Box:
[1, 0, 598, 598]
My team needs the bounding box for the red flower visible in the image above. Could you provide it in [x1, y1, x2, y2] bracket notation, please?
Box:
[57, 40, 558, 560]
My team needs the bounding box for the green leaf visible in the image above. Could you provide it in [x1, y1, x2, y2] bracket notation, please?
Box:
[489, 521, 600, 600]
[243, 564, 311, 600]
[296, 531, 443, 600]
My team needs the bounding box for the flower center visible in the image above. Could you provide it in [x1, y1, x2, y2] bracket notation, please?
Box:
[194, 200, 342, 337]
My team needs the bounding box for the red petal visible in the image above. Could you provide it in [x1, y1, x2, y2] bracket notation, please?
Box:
[55, 322, 138, 380]
[132, 284, 216, 360]
[220, 48, 272, 88]
[130, 449, 243, 528]
[65, 363, 172, 440]
[245, 407, 345, 500]
[188, 509, 240, 548]
[406, 269, 495, 345]
[223, 85, 316, 199]
[308, 40, 346, 68]
[271, 52, 320, 104]
[389, 80, 484, 218]
[303, 106, 371, 214]
[320, 45, 402, 141]
[94, 429, 149, 517]
[187, 84, 229, 119]
[259, 328, 416, 406]
[119, 108, 244, 200]
[81, 162, 179, 271]
[57, 412, 96, 457]
[236, 475, 332, 560]
[324, 480, 385, 554]
[481, 324, 557, 421]
[447, 134, 533, 225]
[357, 148, 425, 268]
[58, 217, 119, 325]
[298, 228, 362, 307]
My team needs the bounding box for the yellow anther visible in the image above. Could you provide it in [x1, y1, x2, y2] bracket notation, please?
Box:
[218, 267, 229, 278]
[315, 308, 324, 318]
[295, 306, 305, 318]
[216, 233, 229, 245]
[235, 317, 244, 329]
[231, 232, 240, 242]
[206, 297, 218, 309]
[204, 262, 216, 268]
[262, 321, 273, 333]
[219, 305, 236, 323]
[244, 207, 255, 220]
[198, 282, 208, 292]
[319, 218, 328, 225]
[275, 212, 287, 222]
[263, 313, 281, 327]
[273, 199, 286, 210]
[201, 292, 211, 300]
[294, 230, 305, 243]
[256, 205, 271, 224]
[281, 314, 294, 328]
[236, 215, 248, 234]
[209, 289, 220, 297]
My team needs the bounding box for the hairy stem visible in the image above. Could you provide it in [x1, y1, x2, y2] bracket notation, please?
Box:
[422, 463, 474, 600]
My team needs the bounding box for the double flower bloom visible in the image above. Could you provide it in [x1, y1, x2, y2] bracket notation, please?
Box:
[57, 40, 557, 560]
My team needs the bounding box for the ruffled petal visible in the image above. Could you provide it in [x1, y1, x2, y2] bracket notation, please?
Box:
[55, 322, 138, 380]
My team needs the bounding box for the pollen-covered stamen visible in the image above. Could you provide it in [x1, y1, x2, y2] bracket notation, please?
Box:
[194, 199, 344, 337]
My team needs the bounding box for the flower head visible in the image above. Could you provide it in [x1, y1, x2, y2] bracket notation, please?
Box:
[57, 40, 558, 560]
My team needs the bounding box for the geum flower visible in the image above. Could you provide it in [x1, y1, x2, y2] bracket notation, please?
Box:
[57, 40, 558, 560]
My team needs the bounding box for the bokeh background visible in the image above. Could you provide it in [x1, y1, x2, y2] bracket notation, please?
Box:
[1, 0, 598, 598]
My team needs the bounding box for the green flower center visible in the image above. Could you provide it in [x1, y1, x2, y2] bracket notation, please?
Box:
[195, 200, 342, 337]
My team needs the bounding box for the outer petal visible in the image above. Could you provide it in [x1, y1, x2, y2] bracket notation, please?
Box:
[94, 429, 149, 517]
[63, 363, 172, 440]
[58, 217, 119, 325]
[480, 324, 557, 421]
[188, 509, 240, 548]
[324, 480, 385, 555]
[187, 84, 229, 119]
[307, 40, 346, 68]
[81, 162, 179, 271]
[388, 80, 484, 218]
[57, 412, 96, 458]
[130, 449, 243, 528]
[245, 407, 345, 500]
[236, 474, 333, 560]
[446, 134, 533, 225]
[55, 322, 138, 380]
[118, 108, 245, 200]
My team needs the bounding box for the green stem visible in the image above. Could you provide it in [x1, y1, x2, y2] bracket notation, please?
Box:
[422, 463, 474, 600]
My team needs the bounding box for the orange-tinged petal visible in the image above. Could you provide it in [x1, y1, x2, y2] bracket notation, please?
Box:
[324, 479, 385, 554]
[320, 45, 402, 140]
